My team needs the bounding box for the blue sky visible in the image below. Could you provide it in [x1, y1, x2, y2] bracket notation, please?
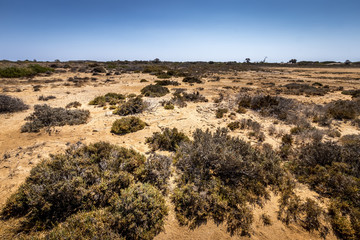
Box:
[0, 0, 359, 62]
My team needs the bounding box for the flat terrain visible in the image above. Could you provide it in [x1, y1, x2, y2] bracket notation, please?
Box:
[1, 64, 360, 239]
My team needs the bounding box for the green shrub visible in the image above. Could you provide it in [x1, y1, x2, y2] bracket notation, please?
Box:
[173, 128, 285, 236]
[146, 128, 189, 152]
[140, 84, 170, 97]
[0, 94, 29, 113]
[111, 117, 146, 135]
[113, 96, 147, 116]
[164, 102, 174, 110]
[108, 183, 167, 240]
[215, 108, 228, 118]
[21, 104, 90, 132]
[89, 93, 126, 106]
[0, 65, 54, 78]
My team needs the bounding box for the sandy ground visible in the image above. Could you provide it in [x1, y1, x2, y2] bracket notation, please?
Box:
[1, 66, 359, 239]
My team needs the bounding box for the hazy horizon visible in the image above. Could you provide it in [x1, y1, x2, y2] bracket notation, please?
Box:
[1, 0, 359, 62]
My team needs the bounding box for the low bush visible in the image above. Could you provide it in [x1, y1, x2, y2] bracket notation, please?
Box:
[113, 96, 147, 116]
[172, 128, 285, 236]
[140, 84, 170, 97]
[215, 108, 228, 118]
[283, 83, 329, 96]
[146, 128, 189, 152]
[111, 117, 146, 135]
[0, 94, 29, 113]
[38, 95, 56, 101]
[342, 89, 360, 98]
[21, 104, 90, 132]
[0, 142, 168, 238]
[155, 80, 180, 86]
[65, 101, 82, 108]
[89, 93, 126, 106]
[183, 76, 202, 84]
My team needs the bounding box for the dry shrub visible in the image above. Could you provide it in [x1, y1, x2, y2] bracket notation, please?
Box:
[38, 95, 56, 101]
[183, 76, 202, 84]
[0, 94, 29, 113]
[0, 142, 168, 239]
[21, 104, 90, 132]
[172, 128, 285, 236]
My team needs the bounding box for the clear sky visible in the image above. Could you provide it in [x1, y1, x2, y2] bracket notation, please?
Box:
[1, 0, 359, 62]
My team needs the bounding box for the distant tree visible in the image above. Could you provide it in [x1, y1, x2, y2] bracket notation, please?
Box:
[289, 59, 297, 64]
[345, 60, 351, 65]
[245, 58, 251, 63]
[153, 58, 161, 64]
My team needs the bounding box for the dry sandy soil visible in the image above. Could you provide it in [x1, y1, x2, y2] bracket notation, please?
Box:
[1, 66, 359, 239]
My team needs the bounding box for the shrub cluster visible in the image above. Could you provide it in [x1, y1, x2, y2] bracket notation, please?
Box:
[283, 83, 329, 96]
[113, 96, 147, 116]
[0, 65, 54, 78]
[146, 128, 189, 152]
[21, 104, 90, 132]
[111, 117, 146, 135]
[0, 142, 168, 239]
[325, 99, 360, 120]
[291, 139, 360, 239]
[172, 128, 285, 236]
[0, 94, 29, 113]
[140, 84, 170, 97]
[155, 80, 180, 86]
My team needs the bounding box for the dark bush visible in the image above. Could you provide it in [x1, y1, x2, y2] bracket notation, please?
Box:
[140, 84, 170, 97]
[172, 128, 285, 236]
[0, 94, 29, 113]
[155, 80, 180, 86]
[216, 108, 228, 118]
[183, 76, 202, 84]
[111, 117, 146, 135]
[38, 95, 56, 101]
[21, 104, 90, 132]
[326, 99, 360, 120]
[113, 96, 147, 116]
[146, 128, 189, 152]
[227, 121, 240, 131]
[237, 94, 298, 122]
